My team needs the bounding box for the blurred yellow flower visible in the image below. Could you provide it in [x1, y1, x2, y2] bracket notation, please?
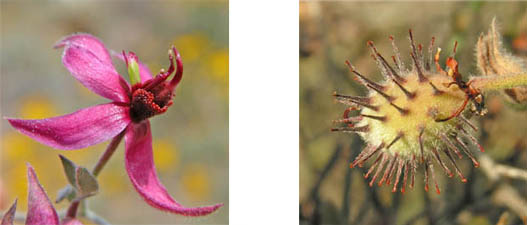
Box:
[182, 163, 211, 201]
[98, 167, 127, 195]
[173, 33, 210, 62]
[20, 96, 57, 119]
[6, 163, 28, 211]
[206, 49, 229, 83]
[2, 132, 39, 162]
[153, 139, 179, 172]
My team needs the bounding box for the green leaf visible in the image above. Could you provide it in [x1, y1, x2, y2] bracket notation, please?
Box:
[59, 155, 77, 186]
[75, 167, 99, 199]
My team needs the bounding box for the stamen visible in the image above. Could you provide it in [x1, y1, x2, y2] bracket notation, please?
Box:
[169, 46, 183, 88]
[431, 148, 453, 177]
[345, 60, 385, 91]
[392, 159, 404, 192]
[442, 148, 467, 182]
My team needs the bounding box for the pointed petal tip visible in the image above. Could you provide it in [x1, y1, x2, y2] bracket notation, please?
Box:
[53, 33, 96, 49]
[6, 103, 131, 150]
[1, 198, 17, 225]
[124, 122, 222, 217]
[26, 163, 60, 225]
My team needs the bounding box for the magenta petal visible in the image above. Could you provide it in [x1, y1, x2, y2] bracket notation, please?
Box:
[111, 50, 154, 82]
[124, 121, 223, 216]
[26, 164, 59, 225]
[6, 103, 131, 150]
[59, 41, 130, 102]
[55, 34, 112, 66]
[1, 199, 16, 225]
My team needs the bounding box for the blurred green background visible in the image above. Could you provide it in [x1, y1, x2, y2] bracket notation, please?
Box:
[300, 2, 526, 225]
[1, 1, 228, 224]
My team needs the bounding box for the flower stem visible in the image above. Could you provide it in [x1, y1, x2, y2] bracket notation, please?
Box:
[65, 130, 126, 219]
[66, 201, 80, 218]
[92, 130, 126, 177]
[470, 73, 527, 92]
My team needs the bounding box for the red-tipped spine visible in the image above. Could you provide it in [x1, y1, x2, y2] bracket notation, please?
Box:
[392, 159, 404, 192]
[365, 153, 384, 179]
[440, 134, 464, 159]
[369, 154, 389, 187]
[345, 60, 386, 91]
[442, 148, 468, 182]
[432, 148, 454, 177]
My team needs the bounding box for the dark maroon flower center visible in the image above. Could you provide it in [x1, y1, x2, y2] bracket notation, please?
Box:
[126, 46, 183, 123]
[129, 83, 174, 123]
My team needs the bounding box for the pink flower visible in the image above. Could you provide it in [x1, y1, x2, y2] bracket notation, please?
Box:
[5, 34, 222, 216]
[0, 164, 83, 225]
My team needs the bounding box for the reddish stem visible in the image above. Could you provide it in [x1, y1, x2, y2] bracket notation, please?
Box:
[92, 130, 126, 177]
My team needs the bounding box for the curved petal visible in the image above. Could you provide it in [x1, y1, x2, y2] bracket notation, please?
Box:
[111, 50, 154, 82]
[26, 164, 59, 225]
[124, 121, 223, 216]
[6, 103, 131, 150]
[58, 38, 130, 102]
[54, 33, 112, 65]
[1, 199, 16, 225]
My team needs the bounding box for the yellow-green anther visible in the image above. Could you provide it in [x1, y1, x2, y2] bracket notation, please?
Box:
[128, 58, 140, 85]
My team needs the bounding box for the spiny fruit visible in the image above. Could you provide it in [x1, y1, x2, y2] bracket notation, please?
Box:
[333, 30, 486, 194]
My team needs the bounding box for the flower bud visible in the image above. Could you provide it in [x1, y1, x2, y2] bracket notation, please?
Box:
[124, 51, 141, 85]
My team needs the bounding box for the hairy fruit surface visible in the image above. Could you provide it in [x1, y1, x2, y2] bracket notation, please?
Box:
[333, 31, 485, 193]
